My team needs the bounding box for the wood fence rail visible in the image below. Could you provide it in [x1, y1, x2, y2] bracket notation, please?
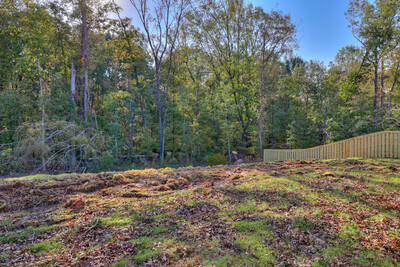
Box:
[263, 131, 400, 162]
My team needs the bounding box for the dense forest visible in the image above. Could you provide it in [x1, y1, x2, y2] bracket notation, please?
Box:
[1, 0, 400, 175]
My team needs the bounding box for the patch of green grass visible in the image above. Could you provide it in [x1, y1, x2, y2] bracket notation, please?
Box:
[130, 237, 160, 263]
[91, 244, 101, 250]
[231, 200, 258, 213]
[208, 253, 268, 266]
[339, 222, 362, 238]
[99, 213, 133, 226]
[294, 207, 307, 215]
[153, 212, 174, 220]
[319, 241, 395, 266]
[234, 183, 255, 191]
[234, 234, 275, 265]
[337, 211, 351, 219]
[255, 202, 270, 212]
[207, 238, 220, 247]
[113, 259, 131, 267]
[151, 224, 179, 235]
[134, 250, 160, 263]
[313, 209, 323, 217]
[370, 212, 397, 221]
[128, 236, 176, 263]
[200, 239, 222, 262]
[130, 236, 156, 247]
[5, 173, 75, 181]
[31, 239, 62, 254]
[305, 192, 321, 203]
[0, 225, 59, 243]
[292, 217, 320, 231]
[234, 220, 270, 235]
[320, 238, 353, 261]
[0, 251, 12, 263]
[352, 251, 395, 266]
[30, 230, 68, 254]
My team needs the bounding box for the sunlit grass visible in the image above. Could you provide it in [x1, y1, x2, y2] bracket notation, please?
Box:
[5, 173, 76, 181]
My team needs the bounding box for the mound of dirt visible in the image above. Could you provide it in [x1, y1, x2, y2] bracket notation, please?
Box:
[65, 198, 85, 211]
[0, 172, 133, 212]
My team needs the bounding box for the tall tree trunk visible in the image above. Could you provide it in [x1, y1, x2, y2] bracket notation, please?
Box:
[156, 67, 163, 162]
[226, 114, 231, 163]
[161, 52, 175, 164]
[38, 59, 46, 173]
[380, 58, 384, 111]
[84, 63, 89, 122]
[183, 110, 187, 167]
[81, 0, 89, 123]
[373, 61, 378, 124]
[185, 61, 201, 159]
[388, 87, 393, 116]
[270, 99, 275, 149]
[259, 53, 265, 157]
[172, 111, 175, 164]
[140, 95, 149, 162]
[70, 62, 76, 171]
[71, 62, 76, 104]
[93, 109, 98, 130]
[195, 86, 200, 159]
[162, 101, 167, 163]
[129, 100, 133, 165]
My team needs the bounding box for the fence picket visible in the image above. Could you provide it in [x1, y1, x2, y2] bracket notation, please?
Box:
[368, 134, 371, 157]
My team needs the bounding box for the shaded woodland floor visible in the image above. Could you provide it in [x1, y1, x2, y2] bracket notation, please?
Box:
[1, 158, 400, 266]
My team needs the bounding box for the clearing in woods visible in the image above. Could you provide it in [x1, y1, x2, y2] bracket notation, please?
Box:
[0, 158, 400, 266]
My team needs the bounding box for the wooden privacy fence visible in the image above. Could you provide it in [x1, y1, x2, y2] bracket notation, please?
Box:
[264, 131, 400, 162]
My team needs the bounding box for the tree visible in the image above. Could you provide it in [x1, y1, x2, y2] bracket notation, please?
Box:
[78, 0, 90, 122]
[130, 0, 189, 161]
[257, 9, 296, 156]
[347, 0, 400, 122]
[189, 0, 295, 155]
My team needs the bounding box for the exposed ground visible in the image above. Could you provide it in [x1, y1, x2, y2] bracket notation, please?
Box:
[1, 158, 400, 266]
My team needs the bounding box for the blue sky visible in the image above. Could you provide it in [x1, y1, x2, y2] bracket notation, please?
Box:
[115, 0, 358, 65]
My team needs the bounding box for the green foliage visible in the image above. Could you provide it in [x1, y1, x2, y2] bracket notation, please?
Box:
[90, 152, 116, 173]
[0, 0, 400, 175]
[338, 71, 360, 101]
[206, 154, 227, 166]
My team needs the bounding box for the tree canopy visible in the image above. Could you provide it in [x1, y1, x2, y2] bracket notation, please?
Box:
[1, 0, 400, 174]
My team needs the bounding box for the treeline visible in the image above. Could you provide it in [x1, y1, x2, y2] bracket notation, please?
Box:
[0, 0, 400, 174]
